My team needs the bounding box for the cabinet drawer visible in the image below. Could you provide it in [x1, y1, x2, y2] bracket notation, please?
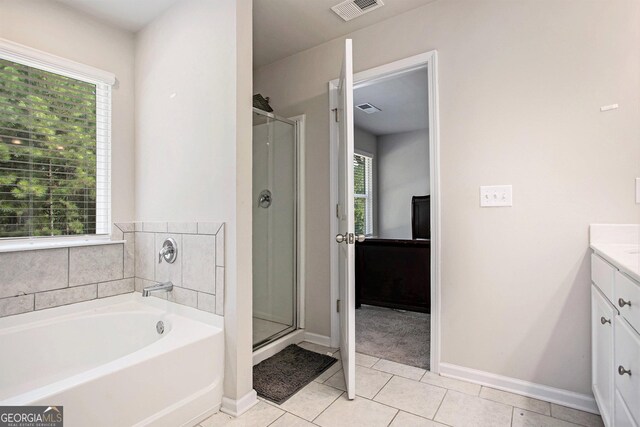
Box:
[614, 316, 640, 424]
[615, 271, 640, 333]
[615, 389, 639, 427]
[592, 254, 615, 302]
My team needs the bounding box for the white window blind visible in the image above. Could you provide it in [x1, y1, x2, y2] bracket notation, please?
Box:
[353, 152, 373, 236]
[0, 49, 112, 240]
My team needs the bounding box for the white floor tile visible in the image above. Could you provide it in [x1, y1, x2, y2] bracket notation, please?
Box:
[269, 412, 315, 427]
[434, 390, 513, 427]
[199, 402, 283, 427]
[390, 411, 448, 426]
[550, 404, 604, 427]
[355, 365, 392, 398]
[512, 408, 581, 427]
[324, 365, 392, 399]
[279, 381, 342, 421]
[420, 372, 481, 396]
[314, 360, 342, 383]
[374, 376, 446, 419]
[324, 370, 346, 391]
[314, 395, 398, 427]
[479, 387, 551, 415]
[355, 352, 379, 368]
[372, 359, 426, 381]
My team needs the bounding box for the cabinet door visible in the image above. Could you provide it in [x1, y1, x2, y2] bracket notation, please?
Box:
[592, 284, 615, 426]
[615, 389, 639, 427]
[615, 316, 640, 425]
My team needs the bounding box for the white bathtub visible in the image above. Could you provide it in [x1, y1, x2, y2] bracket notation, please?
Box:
[0, 293, 224, 427]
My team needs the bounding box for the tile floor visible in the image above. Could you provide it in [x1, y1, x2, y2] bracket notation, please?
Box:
[199, 342, 603, 427]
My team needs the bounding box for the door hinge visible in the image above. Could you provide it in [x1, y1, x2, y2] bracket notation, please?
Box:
[336, 203, 340, 218]
[336, 299, 341, 313]
[331, 108, 339, 122]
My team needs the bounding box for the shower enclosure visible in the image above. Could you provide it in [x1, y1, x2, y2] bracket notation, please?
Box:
[252, 108, 298, 349]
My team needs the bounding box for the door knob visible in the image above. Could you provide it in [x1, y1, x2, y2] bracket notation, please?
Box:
[336, 234, 346, 243]
[355, 234, 366, 242]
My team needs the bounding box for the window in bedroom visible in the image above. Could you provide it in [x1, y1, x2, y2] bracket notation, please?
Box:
[353, 152, 373, 236]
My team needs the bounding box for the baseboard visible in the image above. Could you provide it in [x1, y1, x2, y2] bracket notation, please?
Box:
[439, 363, 599, 415]
[303, 331, 331, 347]
[220, 390, 258, 418]
[253, 329, 305, 365]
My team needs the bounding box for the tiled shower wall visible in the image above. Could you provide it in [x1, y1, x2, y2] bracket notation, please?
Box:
[133, 222, 225, 316]
[0, 221, 225, 318]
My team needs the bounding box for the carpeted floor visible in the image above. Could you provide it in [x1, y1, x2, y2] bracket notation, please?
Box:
[356, 305, 430, 370]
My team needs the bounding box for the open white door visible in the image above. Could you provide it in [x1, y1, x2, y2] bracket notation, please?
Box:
[335, 39, 357, 400]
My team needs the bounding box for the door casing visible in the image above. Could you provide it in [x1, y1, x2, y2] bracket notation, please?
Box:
[328, 50, 441, 373]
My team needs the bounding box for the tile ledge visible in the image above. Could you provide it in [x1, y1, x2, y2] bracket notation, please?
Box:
[0, 238, 125, 253]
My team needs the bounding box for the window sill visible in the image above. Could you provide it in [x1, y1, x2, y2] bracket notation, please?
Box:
[0, 237, 126, 253]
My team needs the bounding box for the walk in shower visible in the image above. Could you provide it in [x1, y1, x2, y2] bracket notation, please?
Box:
[252, 108, 298, 349]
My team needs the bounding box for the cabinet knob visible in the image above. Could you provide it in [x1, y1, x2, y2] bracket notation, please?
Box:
[618, 365, 632, 376]
[600, 317, 611, 325]
[618, 298, 632, 308]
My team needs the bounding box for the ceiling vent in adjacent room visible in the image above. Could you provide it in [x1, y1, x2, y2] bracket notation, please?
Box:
[355, 103, 381, 114]
[331, 0, 385, 21]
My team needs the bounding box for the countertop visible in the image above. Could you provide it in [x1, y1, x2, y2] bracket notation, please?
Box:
[590, 224, 640, 283]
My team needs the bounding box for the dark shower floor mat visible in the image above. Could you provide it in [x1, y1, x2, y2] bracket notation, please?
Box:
[253, 344, 338, 404]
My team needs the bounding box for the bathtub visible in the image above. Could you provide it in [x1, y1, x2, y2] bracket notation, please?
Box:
[0, 293, 224, 427]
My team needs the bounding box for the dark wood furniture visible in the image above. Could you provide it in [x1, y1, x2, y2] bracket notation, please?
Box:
[355, 238, 430, 313]
[411, 195, 430, 239]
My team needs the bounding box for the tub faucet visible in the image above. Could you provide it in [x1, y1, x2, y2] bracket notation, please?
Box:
[142, 281, 173, 297]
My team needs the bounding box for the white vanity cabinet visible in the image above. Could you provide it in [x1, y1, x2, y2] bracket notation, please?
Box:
[591, 252, 640, 427]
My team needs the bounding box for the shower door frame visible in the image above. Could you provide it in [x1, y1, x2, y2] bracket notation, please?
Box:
[252, 108, 305, 350]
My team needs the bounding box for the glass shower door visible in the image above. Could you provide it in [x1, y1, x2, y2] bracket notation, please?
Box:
[252, 110, 297, 349]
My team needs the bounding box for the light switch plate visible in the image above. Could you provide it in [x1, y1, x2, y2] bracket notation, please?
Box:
[480, 185, 513, 207]
[636, 178, 640, 204]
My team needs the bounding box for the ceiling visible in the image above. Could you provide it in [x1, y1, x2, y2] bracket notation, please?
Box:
[55, 0, 183, 32]
[253, 0, 437, 68]
[354, 67, 428, 136]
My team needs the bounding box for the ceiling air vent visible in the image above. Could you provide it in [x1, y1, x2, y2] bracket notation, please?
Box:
[355, 103, 381, 114]
[331, 0, 385, 22]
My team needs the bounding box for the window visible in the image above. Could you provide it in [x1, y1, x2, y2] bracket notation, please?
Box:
[0, 42, 113, 240]
[353, 152, 373, 236]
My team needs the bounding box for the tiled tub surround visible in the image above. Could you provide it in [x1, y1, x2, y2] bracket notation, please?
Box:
[0, 223, 135, 318]
[134, 222, 225, 316]
[0, 221, 225, 318]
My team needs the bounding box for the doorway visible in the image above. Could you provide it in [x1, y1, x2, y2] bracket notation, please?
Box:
[329, 50, 441, 379]
[352, 65, 431, 370]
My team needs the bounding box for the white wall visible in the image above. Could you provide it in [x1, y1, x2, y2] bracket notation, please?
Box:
[0, 0, 136, 223]
[254, 0, 640, 396]
[354, 126, 378, 236]
[135, 0, 254, 406]
[378, 129, 429, 239]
